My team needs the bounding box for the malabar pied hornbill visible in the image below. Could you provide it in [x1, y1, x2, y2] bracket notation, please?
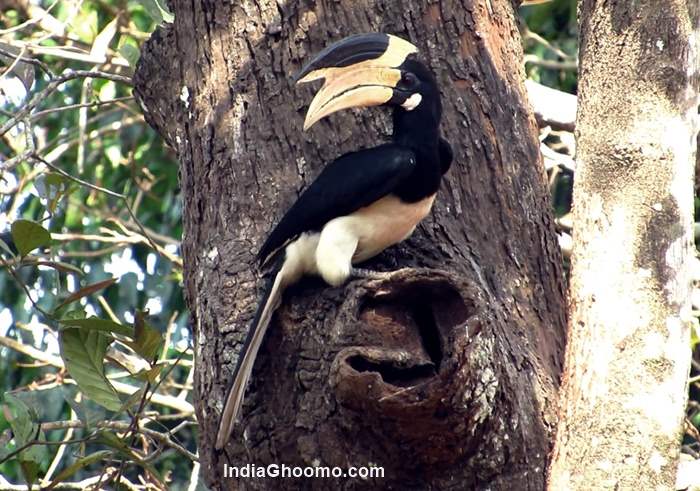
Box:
[215, 33, 453, 450]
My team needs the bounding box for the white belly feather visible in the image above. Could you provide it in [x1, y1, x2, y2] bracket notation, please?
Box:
[303, 194, 436, 286]
[346, 194, 436, 262]
[281, 194, 436, 287]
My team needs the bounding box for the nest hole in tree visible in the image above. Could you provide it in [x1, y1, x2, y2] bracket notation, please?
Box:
[354, 275, 470, 381]
[329, 272, 480, 466]
[332, 272, 474, 406]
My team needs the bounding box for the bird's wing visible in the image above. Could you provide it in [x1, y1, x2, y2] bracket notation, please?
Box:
[258, 143, 417, 265]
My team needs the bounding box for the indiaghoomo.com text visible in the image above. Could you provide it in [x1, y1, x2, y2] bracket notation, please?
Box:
[224, 463, 385, 479]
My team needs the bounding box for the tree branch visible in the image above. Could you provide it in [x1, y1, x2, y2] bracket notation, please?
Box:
[0, 70, 132, 138]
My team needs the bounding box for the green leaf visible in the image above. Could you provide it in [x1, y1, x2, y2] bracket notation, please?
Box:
[19, 255, 83, 275]
[20, 460, 40, 488]
[34, 173, 67, 200]
[96, 431, 164, 484]
[98, 81, 116, 101]
[105, 144, 122, 168]
[59, 328, 122, 411]
[3, 393, 37, 445]
[44, 173, 68, 188]
[133, 364, 162, 384]
[117, 385, 146, 413]
[124, 310, 162, 361]
[46, 450, 112, 490]
[11, 220, 51, 256]
[54, 277, 117, 311]
[35, 173, 69, 214]
[139, 0, 174, 24]
[59, 317, 133, 338]
[25, 259, 83, 275]
[692, 410, 700, 427]
[95, 430, 130, 453]
[61, 386, 104, 429]
[118, 42, 140, 68]
[2, 394, 47, 486]
[0, 429, 12, 461]
[61, 309, 87, 321]
[73, 7, 98, 43]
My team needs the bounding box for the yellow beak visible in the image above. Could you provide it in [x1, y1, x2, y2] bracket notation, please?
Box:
[296, 34, 418, 130]
[302, 66, 402, 130]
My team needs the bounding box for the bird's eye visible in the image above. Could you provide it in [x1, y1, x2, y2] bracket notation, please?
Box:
[401, 72, 418, 88]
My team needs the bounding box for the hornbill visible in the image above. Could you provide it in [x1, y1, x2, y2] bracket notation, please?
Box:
[215, 33, 453, 450]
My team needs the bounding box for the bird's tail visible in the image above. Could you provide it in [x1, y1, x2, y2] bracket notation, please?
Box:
[215, 257, 286, 450]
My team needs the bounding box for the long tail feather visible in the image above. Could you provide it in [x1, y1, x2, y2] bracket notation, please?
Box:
[215, 259, 286, 450]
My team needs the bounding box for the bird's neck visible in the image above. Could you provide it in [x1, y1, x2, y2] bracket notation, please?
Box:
[392, 104, 440, 148]
[391, 108, 442, 202]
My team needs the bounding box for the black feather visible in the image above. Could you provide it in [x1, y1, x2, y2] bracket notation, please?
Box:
[258, 143, 416, 265]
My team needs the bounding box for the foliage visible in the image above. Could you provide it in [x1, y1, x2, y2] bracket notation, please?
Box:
[0, 0, 196, 489]
[521, 0, 578, 93]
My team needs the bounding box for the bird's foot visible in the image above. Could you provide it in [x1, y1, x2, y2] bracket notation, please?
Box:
[350, 267, 392, 280]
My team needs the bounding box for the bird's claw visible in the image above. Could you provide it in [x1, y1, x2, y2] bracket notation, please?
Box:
[350, 267, 392, 280]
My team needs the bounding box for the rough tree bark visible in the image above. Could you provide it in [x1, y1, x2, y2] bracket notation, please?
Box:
[133, 0, 567, 489]
[548, 2, 699, 489]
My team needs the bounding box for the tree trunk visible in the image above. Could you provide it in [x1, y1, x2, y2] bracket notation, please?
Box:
[547, 2, 699, 489]
[133, 0, 567, 489]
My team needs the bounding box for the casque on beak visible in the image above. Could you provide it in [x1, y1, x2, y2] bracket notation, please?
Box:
[295, 33, 418, 130]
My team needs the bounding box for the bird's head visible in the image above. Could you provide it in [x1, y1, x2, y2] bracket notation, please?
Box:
[296, 33, 440, 131]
